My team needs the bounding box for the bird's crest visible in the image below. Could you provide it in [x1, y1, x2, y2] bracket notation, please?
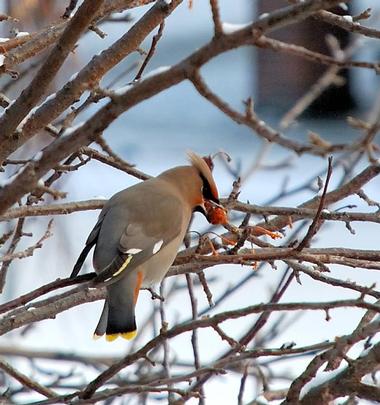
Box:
[187, 151, 219, 202]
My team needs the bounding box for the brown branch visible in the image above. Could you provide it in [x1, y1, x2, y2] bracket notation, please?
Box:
[1, 1, 155, 71]
[0, 0, 351, 215]
[0, 345, 119, 367]
[300, 341, 380, 404]
[315, 9, 380, 40]
[134, 21, 165, 81]
[0, 34, 33, 53]
[34, 385, 196, 405]
[287, 260, 380, 300]
[325, 299, 380, 371]
[284, 319, 380, 404]
[233, 270, 296, 352]
[225, 200, 380, 225]
[357, 101, 380, 161]
[237, 366, 249, 405]
[2, 195, 379, 229]
[295, 156, 333, 251]
[0, 217, 25, 291]
[2, 1, 379, 402]
[186, 273, 204, 403]
[0, 0, 181, 165]
[197, 271, 214, 307]
[0, 199, 105, 221]
[0, 358, 56, 398]
[0, 284, 105, 336]
[209, 0, 223, 37]
[1, 22, 66, 70]
[81, 298, 379, 399]
[257, 162, 380, 232]
[0, 0, 106, 143]
[4, 246, 380, 338]
[279, 42, 358, 129]
[176, 248, 380, 267]
[254, 35, 380, 71]
[173, 341, 336, 403]
[63, 0, 79, 18]
[190, 70, 347, 156]
[0, 219, 53, 264]
[81, 147, 151, 180]
[0, 229, 13, 247]
[0, 273, 94, 315]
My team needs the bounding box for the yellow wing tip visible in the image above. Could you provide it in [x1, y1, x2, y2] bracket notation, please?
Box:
[104, 330, 137, 342]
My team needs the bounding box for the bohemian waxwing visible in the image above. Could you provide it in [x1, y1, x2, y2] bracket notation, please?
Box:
[71, 152, 226, 341]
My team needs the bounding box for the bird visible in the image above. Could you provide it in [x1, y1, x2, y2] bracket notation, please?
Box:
[71, 152, 227, 341]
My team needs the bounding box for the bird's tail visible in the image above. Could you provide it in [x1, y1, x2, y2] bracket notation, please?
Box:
[93, 270, 143, 341]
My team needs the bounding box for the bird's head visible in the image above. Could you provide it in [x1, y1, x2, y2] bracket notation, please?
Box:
[158, 151, 228, 225]
[187, 151, 228, 225]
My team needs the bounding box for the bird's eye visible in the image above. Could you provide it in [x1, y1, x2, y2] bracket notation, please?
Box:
[202, 182, 212, 200]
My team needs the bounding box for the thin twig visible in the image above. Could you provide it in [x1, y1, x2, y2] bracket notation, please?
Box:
[295, 156, 333, 251]
[0, 358, 57, 398]
[209, 0, 223, 37]
[134, 21, 165, 81]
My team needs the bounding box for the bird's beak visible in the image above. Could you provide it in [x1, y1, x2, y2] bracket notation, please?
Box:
[204, 199, 228, 225]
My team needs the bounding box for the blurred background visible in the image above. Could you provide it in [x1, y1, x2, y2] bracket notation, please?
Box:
[1, 1, 380, 403]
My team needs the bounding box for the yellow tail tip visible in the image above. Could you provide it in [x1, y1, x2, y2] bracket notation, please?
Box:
[105, 330, 137, 342]
[105, 333, 119, 342]
[121, 330, 137, 340]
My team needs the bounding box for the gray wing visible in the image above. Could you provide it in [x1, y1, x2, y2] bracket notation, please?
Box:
[93, 184, 184, 285]
[70, 208, 108, 278]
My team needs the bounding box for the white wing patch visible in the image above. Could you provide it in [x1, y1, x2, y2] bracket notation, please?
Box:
[126, 248, 143, 254]
[152, 240, 164, 254]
